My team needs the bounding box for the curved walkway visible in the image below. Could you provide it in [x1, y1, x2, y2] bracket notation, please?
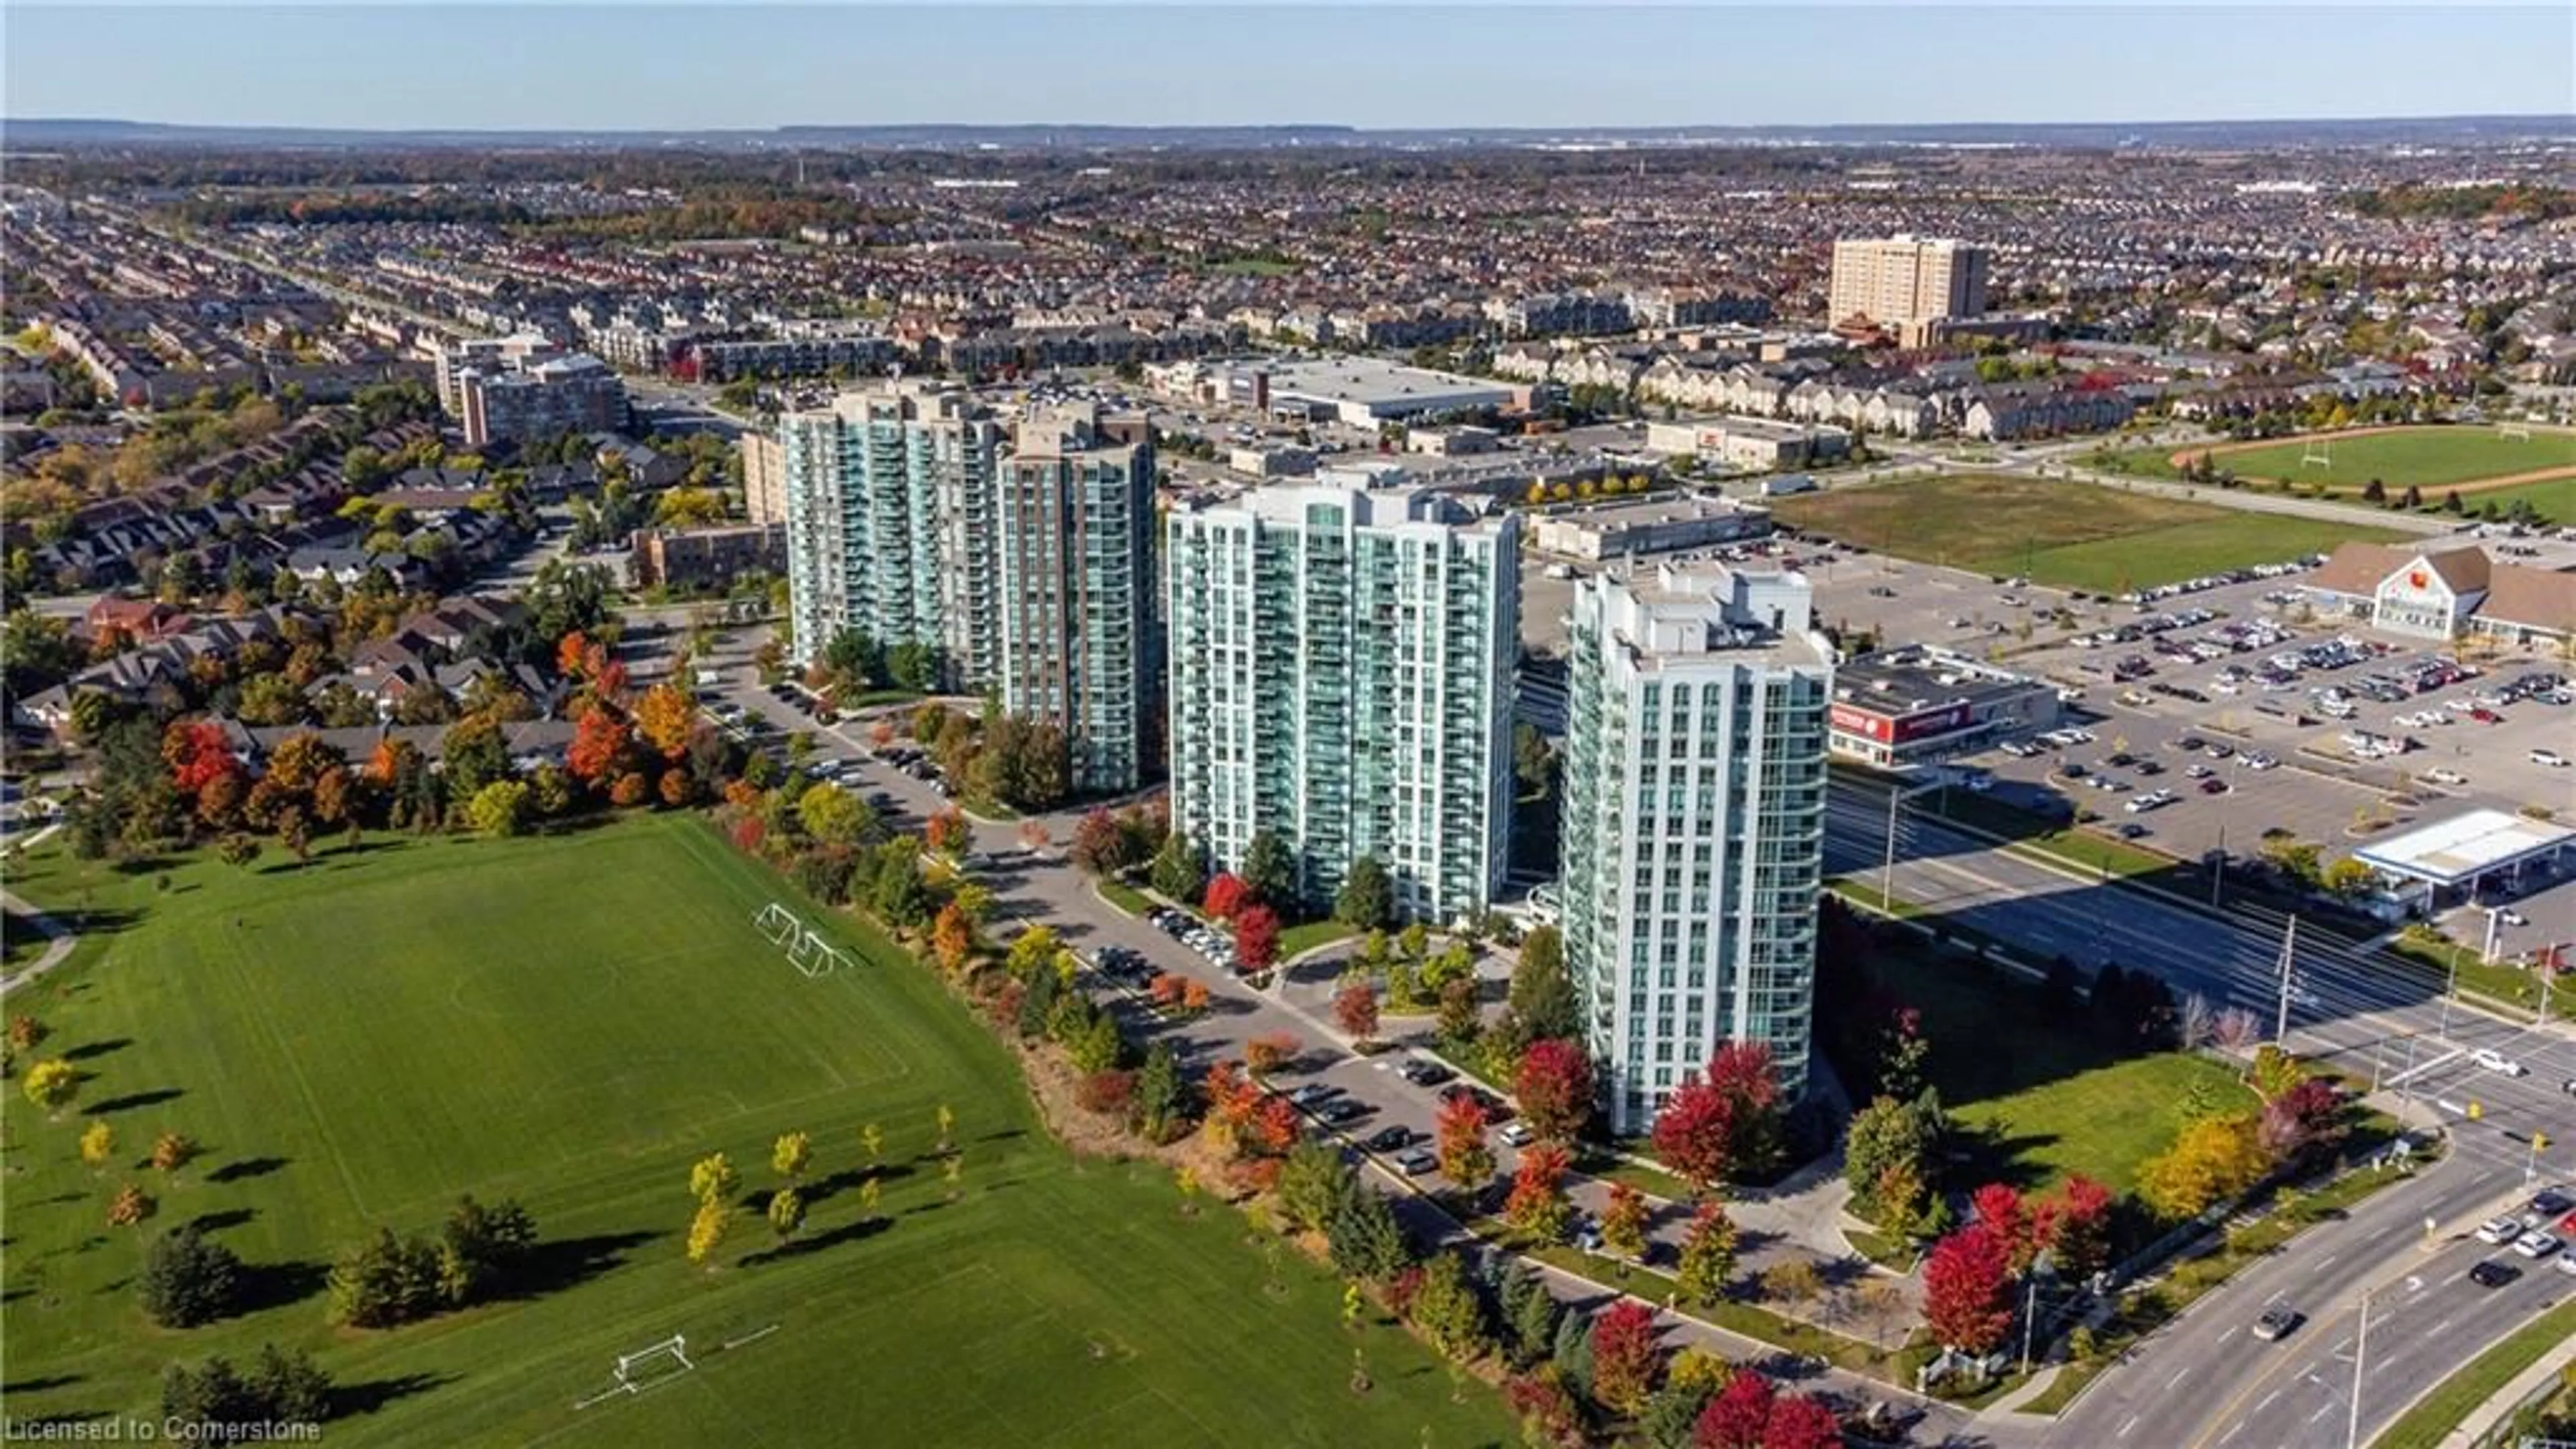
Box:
[1, 890, 78, 998]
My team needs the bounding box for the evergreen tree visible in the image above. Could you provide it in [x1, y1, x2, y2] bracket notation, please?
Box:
[139, 1224, 244, 1328]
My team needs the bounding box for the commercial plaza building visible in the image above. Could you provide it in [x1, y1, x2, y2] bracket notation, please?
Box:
[780, 382, 1006, 688]
[1560, 562, 1834, 1132]
[1165, 485, 1519, 922]
[997, 406, 1159, 795]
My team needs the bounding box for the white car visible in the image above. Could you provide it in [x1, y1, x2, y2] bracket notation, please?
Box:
[2514, 1230, 2563, 1259]
[2426, 768, 2468, 786]
[2533, 750, 2571, 768]
[2476, 1214, 2526, 1244]
[2559, 1250, 2576, 1277]
[2473, 1048, 2530, 1078]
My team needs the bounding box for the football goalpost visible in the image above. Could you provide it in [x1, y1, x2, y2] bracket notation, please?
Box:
[574, 1335, 695, 1409]
[786, 928, 841, 978]
[2501, 422, 2533, 441]
[2300, 437, 2333, 468]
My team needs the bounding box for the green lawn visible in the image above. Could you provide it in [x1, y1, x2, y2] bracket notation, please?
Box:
[2445, 473, 2576, 525]
[1843, 936, 2252, 1196]
[2199, 426, 2575, 490]
[0, 819, 1511, 1448]
[1096, 877, 1154, 917]
[1279, 920, 1357, 960]
[1767, 474, 2408, 592]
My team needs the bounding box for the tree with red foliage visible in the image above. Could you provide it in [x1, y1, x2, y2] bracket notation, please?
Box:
[1923, 1224, 2016, 1354]
[1503, 1141, 1573, 1243]
[1251, 1095, 1301, 1156]
[1076, 1069, 1136, 1118]
[1434, 1092, 1493, 1191]
[1705, 1040, 1785, 1175]
[2259, 1078, 2347, 1165]
[1234, 905, 1281, 973]
[1694, 1369, 1775, 1449]
[162, 718, 237, 793]
[2047, 1174, 2114, 1277]
[1503, 1372, 1582, 1448]
[729, 816, 765, 854]
[1513, 1038, 1595, 1144]
[1652, 1071, 1736, 1197]
[1587, 1299, 1664, 1415]
[1972, 1182, 2037, 1277]
[566, 705, 631, 786]
[1202, 871, 1250, 921]
[1760, 1393, 1845, 1449]
[1069, 808, 1125, 877]
[1334, 981, 1381, 1044]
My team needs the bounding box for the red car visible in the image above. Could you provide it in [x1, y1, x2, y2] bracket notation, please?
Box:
[2472, 708, 2501, 723]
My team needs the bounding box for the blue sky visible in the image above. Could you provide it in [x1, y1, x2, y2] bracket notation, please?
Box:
[5, 5, 2570, 131]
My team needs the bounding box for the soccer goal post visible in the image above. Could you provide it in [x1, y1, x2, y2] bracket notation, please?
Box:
[753, 902, 799, 946]
[576, 1334, 695, 1408]
[787, 930, 832, 977]
[2300, 440, 2332, 468]
[2501, 423, 2533, 441]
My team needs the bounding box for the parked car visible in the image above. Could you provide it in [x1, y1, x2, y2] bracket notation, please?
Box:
[1288, 1083, 1344, 1108]
[1499, 1122, 1536, 1148]
[1396, 1148, 1440, 1177]
[2513, 1230, 2562, 1260]
[1364, 1126, 1413, 1153]
[2532, 749, 2570, 768]
[2476, 1215, 2526, 1244]
[1398, 1059, 1456, 1088]
[1315, 1099, 1371, 1126]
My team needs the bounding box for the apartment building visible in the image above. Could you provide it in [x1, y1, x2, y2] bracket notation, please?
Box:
[741, 431, 786, 527]
[779, 382, 1006, 688]
[1827, 235, 1990, 331]
[996, 405, 1159, 795]
[1559, 562, 1834, 1132]
[456, 353, 627, 449]
[1166, 486, 1518, 923]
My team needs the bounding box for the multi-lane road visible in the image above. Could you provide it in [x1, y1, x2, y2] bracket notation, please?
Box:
[1827, 773, 2574, 1446]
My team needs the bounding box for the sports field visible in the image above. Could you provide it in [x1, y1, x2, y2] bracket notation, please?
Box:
[1766, 473, 2410, 593]
[0, 818, 1511, 1447]
[2172, 425, 2576, 491]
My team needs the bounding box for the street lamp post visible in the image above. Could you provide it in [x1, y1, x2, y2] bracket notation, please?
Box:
[2345, 1287, 2371, 1449]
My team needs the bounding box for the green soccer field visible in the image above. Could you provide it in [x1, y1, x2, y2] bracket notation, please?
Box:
[1767, 473, 2411, 592]
[0, 818, 1511, 1448]
[2192, 426, 2576, 490]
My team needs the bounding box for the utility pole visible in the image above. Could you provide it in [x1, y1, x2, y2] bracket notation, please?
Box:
[2273, 914, 2300, 1046]
[1881, 785, 1901, 906]
[2344, 1287, 2370, 1449]
[2019, 1279, 2040, 1375]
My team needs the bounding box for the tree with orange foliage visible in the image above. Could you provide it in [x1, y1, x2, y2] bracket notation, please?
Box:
[930, 902, 975, 976]
[1245, 1030, 1301, 1076]
[195, 771, 246, 830]
[1600, 1180, 1650, 1263]
[657, 767, 696, 808]
[555, 631, 592, 680]
[609, 771, 650, 808]
[868, 718, 897, 751]
[633, 682, 696, 760]
[1434, 1093, 1494, 1191]
[1503, 1141, 1573, 1243]
[363, 737, 416, 788]
[567, 705, 632, 786]
[924, 806, 969, 856]
[1181, 979, 1211, 1016]
[1203, 872, 1251, 921]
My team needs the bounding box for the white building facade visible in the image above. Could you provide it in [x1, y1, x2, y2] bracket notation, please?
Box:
[1560, 564, 1835, 1133]
[1166, 486, 1519, 922]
